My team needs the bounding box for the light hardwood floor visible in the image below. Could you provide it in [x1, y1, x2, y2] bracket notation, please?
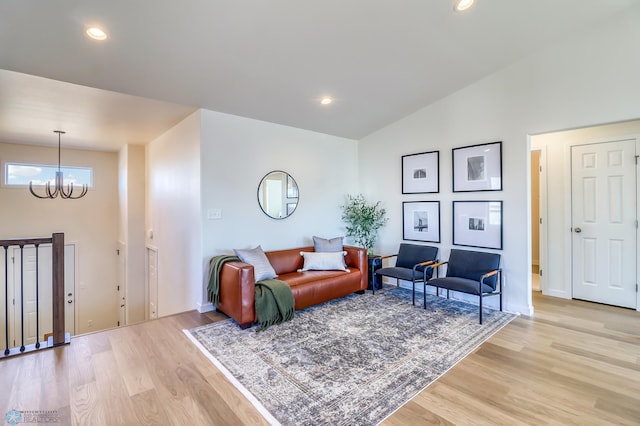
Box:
[1, 293, 639, 425]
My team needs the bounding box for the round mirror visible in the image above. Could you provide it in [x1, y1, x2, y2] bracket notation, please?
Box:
[257, 170, 299, 219]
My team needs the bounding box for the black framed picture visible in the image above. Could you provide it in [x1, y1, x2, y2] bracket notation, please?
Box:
[452, 141, 502, 192]
[402, 151, 439, 194]
[452, 200, 503, 250]
[403, 201, 440, 243]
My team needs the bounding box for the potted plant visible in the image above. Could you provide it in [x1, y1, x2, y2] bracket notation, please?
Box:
[341, 194, 388, 255]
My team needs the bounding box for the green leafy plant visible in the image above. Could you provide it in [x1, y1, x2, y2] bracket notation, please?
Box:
[341, 194, 388, 255]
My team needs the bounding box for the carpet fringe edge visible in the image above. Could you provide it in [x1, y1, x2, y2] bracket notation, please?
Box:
[182, 329, 282, 426]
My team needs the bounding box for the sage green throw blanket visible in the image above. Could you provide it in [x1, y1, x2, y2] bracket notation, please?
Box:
[207, 255, 295, 328]
[254, 279, 295, 329]
[207, 255, 240, 306]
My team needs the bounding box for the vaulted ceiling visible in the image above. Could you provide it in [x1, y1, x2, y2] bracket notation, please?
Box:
[0, 0, 636, 151]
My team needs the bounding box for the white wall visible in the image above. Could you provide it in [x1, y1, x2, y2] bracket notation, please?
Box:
[199, 109, 359, 305]
[0, 142, 118, 333]
[118, 144, 146, 324]
[531, 120, 640, 299]
[358, 6, 640, 316]
[146, 111, 202, 317]
[146, 109, 359, 314]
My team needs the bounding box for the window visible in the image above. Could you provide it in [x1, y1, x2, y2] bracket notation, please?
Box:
[4, 163, 93, 187]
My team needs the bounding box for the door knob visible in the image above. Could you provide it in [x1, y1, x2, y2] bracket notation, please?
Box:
[574, 227, 582, 233]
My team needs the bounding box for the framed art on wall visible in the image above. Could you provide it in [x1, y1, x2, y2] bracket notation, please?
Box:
[403, 201, 440, 243]
[402, 151, 439, 194]
[452, 141, 502, 192]
[452, 200, 503, 250]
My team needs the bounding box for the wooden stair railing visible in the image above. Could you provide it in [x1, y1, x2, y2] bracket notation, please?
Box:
[1, 232, 67, 357]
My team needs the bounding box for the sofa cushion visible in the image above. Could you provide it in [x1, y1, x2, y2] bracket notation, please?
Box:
[279, 269, 355, 287]
[298, 251, 348, 272]
[233, 245, 277, 281]
[313, 236, 344, 252]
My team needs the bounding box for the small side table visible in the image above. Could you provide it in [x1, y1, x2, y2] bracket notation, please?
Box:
[368, 255, 383, 293]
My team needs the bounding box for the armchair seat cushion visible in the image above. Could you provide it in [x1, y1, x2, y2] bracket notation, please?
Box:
[426, 249, 502, 324]
[428, 276, 495, 295]
[447, 249, 500, 289]
[375, 266, 427, 282]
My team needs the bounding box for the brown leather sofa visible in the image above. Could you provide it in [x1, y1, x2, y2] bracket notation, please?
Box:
[217, 245, 368, 328]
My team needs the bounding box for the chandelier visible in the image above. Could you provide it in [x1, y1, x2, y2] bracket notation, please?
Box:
[29, 131, 88, 199]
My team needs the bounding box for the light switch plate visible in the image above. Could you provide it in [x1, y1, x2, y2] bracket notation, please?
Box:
[207, 208, 222, 220]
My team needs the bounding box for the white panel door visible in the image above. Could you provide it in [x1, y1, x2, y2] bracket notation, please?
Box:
[571, 139, 637, 308]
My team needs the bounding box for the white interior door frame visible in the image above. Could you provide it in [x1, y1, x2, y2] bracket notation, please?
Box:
[538, 145, 548, 293]
[564, 142, 574, 297]
[66, 241, 79, 336]
[637, 137, 639, 312]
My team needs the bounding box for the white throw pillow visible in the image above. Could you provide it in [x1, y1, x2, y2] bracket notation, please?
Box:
[234, 246, 277, 281]
[298, 251, 348, 272]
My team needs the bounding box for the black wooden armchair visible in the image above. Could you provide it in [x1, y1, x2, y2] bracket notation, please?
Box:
[427, 249, 502, 324]
[372, 243, 438, 305]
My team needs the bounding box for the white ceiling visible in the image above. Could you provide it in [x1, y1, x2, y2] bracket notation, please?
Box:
[0, 0, 636, 151]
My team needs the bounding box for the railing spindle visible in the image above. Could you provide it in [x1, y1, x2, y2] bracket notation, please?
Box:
[0, 234, 66, 356]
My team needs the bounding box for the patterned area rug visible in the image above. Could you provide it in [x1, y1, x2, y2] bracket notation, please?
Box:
[185, 287, 516, 426]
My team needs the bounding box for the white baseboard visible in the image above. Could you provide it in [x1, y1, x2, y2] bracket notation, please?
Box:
[507, 302, 533, 317]
[543, 289, 570, 299]
[197, 302, 215, 313]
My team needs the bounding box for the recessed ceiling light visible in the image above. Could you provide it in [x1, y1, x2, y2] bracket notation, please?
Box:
[454, 0, 475, 12]
[320, 97, 333, 105]
[86, 27, 108, 41]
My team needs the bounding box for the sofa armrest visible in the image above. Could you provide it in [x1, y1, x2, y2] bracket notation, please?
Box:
[218, 261, 256, 326]
[344, 245, 368, 290]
